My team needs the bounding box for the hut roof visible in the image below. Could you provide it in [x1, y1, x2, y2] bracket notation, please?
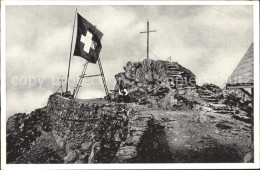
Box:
[226, 42, 254, 89]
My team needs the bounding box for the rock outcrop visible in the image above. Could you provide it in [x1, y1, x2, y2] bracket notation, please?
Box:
[115, 59, 196, 90]
[112, 59, 252, 120]
[112, 59, 196, 106]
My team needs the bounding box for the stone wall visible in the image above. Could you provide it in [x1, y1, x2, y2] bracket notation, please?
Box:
[46, 95, 155, 163]
[46, 94, 131, 163]
[113, 105, 154, 163]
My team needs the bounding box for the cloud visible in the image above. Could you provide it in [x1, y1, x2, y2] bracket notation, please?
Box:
[6, 89, 53, 118]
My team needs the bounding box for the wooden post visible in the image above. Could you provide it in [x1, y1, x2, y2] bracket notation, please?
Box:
[98, 58, 111, 103]
[60, 78, 64, 93]
[147, 20, 149, 59]
[66, 9, 77, 92]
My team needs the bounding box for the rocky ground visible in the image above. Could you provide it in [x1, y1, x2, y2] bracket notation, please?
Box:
[6, 108, 66, 163]
[147, 107, 252, 163]
[6, 103, 253, 163]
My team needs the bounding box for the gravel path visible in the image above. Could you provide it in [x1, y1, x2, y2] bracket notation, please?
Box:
[147, 107, 252, 163]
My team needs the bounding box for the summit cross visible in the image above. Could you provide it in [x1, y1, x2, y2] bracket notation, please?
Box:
[140, 20, 156, 59]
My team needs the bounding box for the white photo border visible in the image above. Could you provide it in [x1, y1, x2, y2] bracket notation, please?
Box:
[1, 1, 259, 169]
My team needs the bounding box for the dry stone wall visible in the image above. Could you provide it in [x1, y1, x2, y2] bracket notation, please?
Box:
[47, 94, 130, 163]
[46, 94, 155, 163]
[113, 105, 154, 163]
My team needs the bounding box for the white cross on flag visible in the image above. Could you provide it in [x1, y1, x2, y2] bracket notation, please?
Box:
[74, 13, 103, 64]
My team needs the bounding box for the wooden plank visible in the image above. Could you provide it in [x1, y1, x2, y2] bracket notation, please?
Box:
[83, 74, 102, 78]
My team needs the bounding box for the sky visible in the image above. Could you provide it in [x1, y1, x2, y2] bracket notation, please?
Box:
[5, 5, 253, 117]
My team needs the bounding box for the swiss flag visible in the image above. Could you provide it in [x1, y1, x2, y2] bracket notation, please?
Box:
[73, 13, 103, 64]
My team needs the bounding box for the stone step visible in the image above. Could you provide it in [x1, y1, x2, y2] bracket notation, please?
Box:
[167, 68, 181, 71]
[197, 89, 213, 93]
[198, 93, 210, 96]
[168, 71, 183, 75]
[208, 103, 230, 110]
[167, 70, 183, 74]
[170, 84, 190, 88]
[183, 86, 197, 89]
[213, 110, 234, 114]
[199, 95, 217, 99]
[176, 83, 188, 86]
[198, 91, 214, 96]
[176, 85, 188, 89]
[233, 115, 251, 123]
[197, 89, 213, 92]
[168, 74, 182, 78]
[165, 64, 179, 68]
[197, 89, 208, 92]
[168, 74, 182, 77]
[203, 98, 219, 102]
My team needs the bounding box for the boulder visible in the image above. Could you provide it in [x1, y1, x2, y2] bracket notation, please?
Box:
[64, 151, 78, 163]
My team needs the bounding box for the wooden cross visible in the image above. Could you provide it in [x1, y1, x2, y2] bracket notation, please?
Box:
[140, 19, 156, 59]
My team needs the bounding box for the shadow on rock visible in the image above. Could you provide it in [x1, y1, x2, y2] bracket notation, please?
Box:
[170, 139, 245, 163]
[148, 123, 173, 163]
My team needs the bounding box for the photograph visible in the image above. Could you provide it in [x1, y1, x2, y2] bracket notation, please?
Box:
[1, 1, 259, 169]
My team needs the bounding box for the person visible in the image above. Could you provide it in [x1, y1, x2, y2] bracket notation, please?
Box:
[62, 91, 73, 99]
[118, 81, 130, 103]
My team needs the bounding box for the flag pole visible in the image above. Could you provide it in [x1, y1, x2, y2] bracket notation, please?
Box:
[66, 9, 77, 93]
